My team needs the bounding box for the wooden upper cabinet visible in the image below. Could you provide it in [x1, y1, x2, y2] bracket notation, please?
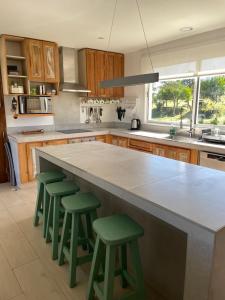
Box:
[105, 52, 114, 97]
[42, 41, 59, 83]
[26, 39, 59, 83]
[26, 39, 44, 82]
[113, 53, 124, 98]
[86, 49, 96, 97]
[78, 48, 124, 98]
[95, 50, 106, 97]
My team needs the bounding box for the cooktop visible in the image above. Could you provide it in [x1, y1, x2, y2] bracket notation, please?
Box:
[57, 129, 92, 134]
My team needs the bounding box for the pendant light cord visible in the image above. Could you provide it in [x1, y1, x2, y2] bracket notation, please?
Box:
[136, 0, 155, 72]
[107, 0, 118, 52]
[107, 0, 155, 73]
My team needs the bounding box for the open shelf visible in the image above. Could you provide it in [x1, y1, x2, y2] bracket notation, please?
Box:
[17, 113, 54, 118]
[8, 74, 27, 78]
[6, 55, 26, 60]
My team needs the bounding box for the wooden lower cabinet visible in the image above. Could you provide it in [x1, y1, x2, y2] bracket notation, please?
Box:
[26, 141, 43, 181]
[19, 139, 68, 183]
[109, 135, 128, 148]
[152, 144, 167, 157]
[117, 137, 128, 148]
[153, 144, 191, 163]
[96, 135, 106, 143]
[44, 139, 68, 146]
[129, 139, 153, 152]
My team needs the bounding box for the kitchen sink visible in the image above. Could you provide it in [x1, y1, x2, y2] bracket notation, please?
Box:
[164, 136, 198, 143]
[57, 129, 92, 134]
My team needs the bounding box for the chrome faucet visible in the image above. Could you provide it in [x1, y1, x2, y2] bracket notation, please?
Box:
[187, 118, 194, 138]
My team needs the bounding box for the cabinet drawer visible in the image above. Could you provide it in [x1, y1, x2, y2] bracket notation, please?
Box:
[129, 139, 152, 152]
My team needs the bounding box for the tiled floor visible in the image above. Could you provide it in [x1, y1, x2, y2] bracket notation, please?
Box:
[0, 182, 164, 300]
[0, 182, 89, 300]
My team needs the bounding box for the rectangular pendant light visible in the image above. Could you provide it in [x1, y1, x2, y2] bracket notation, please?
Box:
[100, 72, 159, 88]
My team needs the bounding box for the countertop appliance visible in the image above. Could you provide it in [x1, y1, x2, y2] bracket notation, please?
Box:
[26, 97, 53, 114]
[57, 129, 92, 134]
[130, 118, 141, 130]
[200, 151, 225, 171]
[18, 96, 27, 114]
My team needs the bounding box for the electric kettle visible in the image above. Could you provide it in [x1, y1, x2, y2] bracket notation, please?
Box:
[130, 118, 141, 130]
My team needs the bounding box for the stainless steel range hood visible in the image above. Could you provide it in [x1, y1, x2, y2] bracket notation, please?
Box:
[59, 47, 91, 93]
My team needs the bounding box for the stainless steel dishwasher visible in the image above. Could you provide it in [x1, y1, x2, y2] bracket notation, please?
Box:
[200, 151, 225, 171]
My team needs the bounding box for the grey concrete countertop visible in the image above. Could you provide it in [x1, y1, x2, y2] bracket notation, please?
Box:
[9, 127, 225, 154]
[36, 142, 225, 232]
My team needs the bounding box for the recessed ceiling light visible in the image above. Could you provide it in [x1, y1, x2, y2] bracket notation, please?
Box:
[180, 26, 194, 32]
[97, 36, 105, 40]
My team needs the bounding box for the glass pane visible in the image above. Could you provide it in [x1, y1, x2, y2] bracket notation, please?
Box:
[198, 75, 225, 125]
[148, 78, 195, 125]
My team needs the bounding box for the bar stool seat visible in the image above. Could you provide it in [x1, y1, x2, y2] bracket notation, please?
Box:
[93, 214, 144, 245]
[62, 192, 100, 213]
[33, 171, 66, 237]
[45, 181, 80, 260]
[46, 181, 79, 197]
[58, 192, 101, 288]
[37, 171, 66, 184]
[87, 214, 146, 300]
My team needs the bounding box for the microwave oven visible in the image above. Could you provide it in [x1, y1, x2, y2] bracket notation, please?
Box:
[22, 97, 53, 114]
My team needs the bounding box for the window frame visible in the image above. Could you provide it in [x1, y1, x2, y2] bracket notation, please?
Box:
[146, 72, 225, 128]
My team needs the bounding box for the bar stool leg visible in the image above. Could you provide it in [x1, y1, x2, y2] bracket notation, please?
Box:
[46, 196, 53, 243]
[69, 213, 79, 288]
[52, 196, 61, 260]
[129, 240, 146, 300]
[87, 235, 104, 300]
[120, 244, 128, 288]
[43, 188, 50, 238]
[78, 215, 87, 251]
[86, 213, 93, 253]
[33, 181, 44, 226]
[103, 244, 116, 300]
[58, 212, 71, 266]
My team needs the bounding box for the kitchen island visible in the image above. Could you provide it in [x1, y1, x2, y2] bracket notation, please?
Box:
[35, 142, 225, 300]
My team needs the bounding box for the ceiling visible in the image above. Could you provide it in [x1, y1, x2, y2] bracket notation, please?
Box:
[1, 0, 225, 53]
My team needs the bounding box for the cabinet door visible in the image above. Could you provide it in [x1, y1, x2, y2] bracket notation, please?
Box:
[113, 53, 124, 98]
[45, 139, 68, 146]
[26, 142, 43, 181]
[86, 49, 96, 97]
[166, 147, 178, 160]
[111, 136, 118, 146]
[153, 144, 167, 157]
[96, 135, 106, 143]
[26, 39, 44, 82]
[105, 53, 114, 97]
[95, 50, 106, 97]
[177, 149, 191, 163]
[43, 41, 59, 83]
[118, 137, 128, 148]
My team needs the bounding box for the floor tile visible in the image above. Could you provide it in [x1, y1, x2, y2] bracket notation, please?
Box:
[0, 246, 22, 300]
[14, 259, 67, 300]
[1, 237, 38, 269]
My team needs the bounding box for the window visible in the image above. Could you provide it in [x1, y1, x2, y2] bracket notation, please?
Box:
[197, 75, 225, 125]
[147, 74, 225, 126]
[148, 78, 195, 125]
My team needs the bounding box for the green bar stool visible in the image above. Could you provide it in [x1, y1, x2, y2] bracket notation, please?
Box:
[33, 171, 66, 237]
[45, 181, 80, 260]
[58, 192, 101, 288]
[87, 214, 146, 300]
